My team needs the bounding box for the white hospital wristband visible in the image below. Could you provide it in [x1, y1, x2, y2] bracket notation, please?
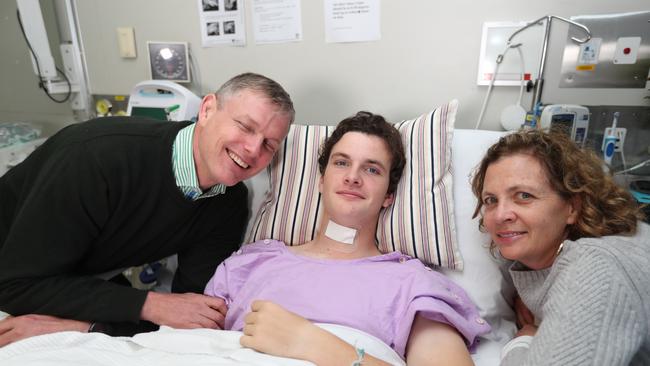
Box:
[501, 335, 533, 361]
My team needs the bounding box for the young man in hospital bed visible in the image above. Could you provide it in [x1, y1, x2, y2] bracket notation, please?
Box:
[0, 73, 294, 345]
[203, 111, 490, 365]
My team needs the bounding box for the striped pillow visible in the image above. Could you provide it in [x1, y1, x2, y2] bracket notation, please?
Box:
[247, 100, 461, 269]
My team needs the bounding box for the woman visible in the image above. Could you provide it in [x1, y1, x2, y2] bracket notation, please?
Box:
[471, 129, 649, 365]
[205, 112, 490, 365]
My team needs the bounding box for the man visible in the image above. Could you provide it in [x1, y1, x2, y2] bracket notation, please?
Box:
[0, 73, 294, 345]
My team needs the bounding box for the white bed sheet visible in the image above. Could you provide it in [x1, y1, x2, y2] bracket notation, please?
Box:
[0, 312, 503, 365]
[0, 129, 512, 365]
[0, 313, 405, 366]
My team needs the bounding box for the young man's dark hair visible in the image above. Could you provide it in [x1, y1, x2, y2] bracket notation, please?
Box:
[318, 111, 405, 194]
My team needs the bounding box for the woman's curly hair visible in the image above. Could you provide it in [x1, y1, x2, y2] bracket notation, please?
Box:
[470, 129, 644, 242]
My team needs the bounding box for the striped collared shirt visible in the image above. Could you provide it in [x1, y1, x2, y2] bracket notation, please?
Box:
[172, 123, 226, 201]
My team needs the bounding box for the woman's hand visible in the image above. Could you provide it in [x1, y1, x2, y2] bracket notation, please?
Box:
[514, 293, 534, 329]
[514, 294, 538, 337]
[516, 324, 538, 337]
[239, 300, 318, 360]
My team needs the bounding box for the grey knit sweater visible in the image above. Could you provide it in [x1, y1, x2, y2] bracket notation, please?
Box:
[501, 222, 650, 366]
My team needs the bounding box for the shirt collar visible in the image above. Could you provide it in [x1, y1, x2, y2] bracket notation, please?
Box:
[172, 123, 226, 200]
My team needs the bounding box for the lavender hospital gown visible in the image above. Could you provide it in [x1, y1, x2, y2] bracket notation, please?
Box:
[204, 240, 490, 357]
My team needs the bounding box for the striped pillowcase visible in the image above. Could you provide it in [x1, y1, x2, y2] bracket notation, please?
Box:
[247, 100, 461, 269]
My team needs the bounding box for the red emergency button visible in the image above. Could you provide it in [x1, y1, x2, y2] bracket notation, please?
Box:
[623, 47, 631, 55]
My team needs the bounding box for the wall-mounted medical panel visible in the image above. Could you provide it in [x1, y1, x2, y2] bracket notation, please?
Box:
[476, 21, 544, 86]
[559, 11, 650, 88]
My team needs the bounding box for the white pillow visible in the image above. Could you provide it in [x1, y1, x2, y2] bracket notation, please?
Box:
[440, 128, 516, 344]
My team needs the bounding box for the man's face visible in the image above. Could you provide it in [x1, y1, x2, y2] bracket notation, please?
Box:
[193, 89, 291, 188]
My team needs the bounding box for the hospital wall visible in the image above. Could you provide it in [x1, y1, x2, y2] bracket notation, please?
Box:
[1, 0, 648, 135]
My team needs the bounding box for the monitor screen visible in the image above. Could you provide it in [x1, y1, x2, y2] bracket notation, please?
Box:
[550, 113, 575, 136]
[130, 107, 168, 121]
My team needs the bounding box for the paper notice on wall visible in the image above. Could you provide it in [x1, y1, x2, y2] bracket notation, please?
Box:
[197, 0, 246, 47]
[324, 0, 380, 43]
[252, 0, 302, 44]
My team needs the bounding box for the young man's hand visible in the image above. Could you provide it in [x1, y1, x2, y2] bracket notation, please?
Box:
[239, 300, 317, 360]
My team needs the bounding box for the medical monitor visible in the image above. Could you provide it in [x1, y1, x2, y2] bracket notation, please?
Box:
[130, 107, 169, 121]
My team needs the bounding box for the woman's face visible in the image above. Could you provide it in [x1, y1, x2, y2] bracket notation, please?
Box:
[481, 153, 578, 270]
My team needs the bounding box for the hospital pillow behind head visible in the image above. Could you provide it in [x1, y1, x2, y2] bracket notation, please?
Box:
[247, 100, 462, 269]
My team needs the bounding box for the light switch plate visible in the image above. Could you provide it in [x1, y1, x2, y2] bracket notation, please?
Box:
[116, 27, 136, 58]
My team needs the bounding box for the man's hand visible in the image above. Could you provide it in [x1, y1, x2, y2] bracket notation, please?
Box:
[0, 314, 90, 347]
[240, 300, 318, 360]
[140, 292, 227, 329]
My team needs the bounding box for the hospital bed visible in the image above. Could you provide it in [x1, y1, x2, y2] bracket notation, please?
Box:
[0, 101, 515, 365]
[0, 123, 46, 177]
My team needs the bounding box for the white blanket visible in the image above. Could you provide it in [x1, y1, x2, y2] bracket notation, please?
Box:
[0, 322, 406, 366]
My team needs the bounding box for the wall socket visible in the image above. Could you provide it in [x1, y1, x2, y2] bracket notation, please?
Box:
[601, 127, 627, 152]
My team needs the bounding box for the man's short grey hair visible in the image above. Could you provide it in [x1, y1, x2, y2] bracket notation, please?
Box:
[215, 72, 295, 123]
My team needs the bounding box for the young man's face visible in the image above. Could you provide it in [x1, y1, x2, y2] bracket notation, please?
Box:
[193, 90, 291, 188]
[319, 131, 394, 229]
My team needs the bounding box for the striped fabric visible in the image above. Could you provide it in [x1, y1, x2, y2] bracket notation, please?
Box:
[378, 101, 461, 269]
[247, 100, 462, 269]
[172, 124, 226, 200]
[248, 125, 332, 245]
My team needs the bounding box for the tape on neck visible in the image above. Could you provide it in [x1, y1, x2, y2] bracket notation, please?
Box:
[324, 220, 357, 244]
